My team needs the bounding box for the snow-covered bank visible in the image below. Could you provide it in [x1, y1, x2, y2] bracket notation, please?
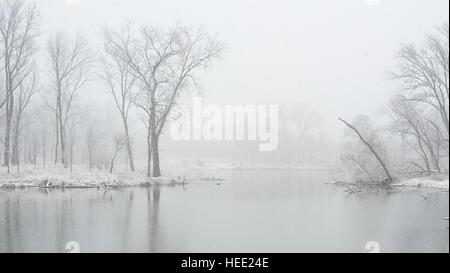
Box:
[394, 176, 449, 190]
[0, 168, 184, 190]
[328, 173, 449, 192]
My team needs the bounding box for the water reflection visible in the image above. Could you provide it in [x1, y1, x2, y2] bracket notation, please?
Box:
[0, 170, 448, 252]
[0, 187, 163, 252]
[148, 186, 160, 252]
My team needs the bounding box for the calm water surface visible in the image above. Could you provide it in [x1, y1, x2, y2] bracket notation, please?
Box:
[0, 170, 448, 252]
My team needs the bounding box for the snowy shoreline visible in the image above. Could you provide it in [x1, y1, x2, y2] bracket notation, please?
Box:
[330, 175, 450, 191]
[393, 177, 449, 191]
[0, 171, 185, 190]
[1, 167, 448, 192]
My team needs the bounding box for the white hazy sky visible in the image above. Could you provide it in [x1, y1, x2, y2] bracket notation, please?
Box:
[34, 0, 449, 133]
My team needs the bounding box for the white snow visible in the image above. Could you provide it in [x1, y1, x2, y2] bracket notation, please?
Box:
[394, 176, 449, 190]
[0, 166, 184, 189]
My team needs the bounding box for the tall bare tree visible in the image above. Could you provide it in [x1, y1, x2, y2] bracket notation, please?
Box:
[30, 131, 38, 170]
[85, 126, 97, 171]
[66, 104, 86, 174]
[11, 70, 37, 165]
[0, 0, 39, 173]
[100, 44, 137, 171]
[103, 24, 223, 177]
[47, 32, 92, 167]
[391, 23, 449, 137]
[41, 122, 47, 169]
[389, 95, 444, 173]
[388, 22, 449, 175]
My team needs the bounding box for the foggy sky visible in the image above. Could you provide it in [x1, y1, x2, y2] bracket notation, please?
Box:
[34, 0, 449, 134]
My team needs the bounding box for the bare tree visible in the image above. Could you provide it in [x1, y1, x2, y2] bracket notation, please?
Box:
[388, 22, 449, 176]
[41, 125, 47, 169]
[391, 22, 449, 137]
[389, 95, 444, 173]
[289, 105, 322, 165]
[38, 89, 59, 165]
[109, 134, 124, 173]
[0, 0, 40, 173]
[339, 117, 394, 183]
[46, 32, 92, 167]
[86, 126, 97, 171]
[12, 71, 38, 165]
[100, 44, 137, 171]
[340, 153, 376, 182]
[67, 104, 87, 174]
[103, 24, 223, 177]
[0, 69, 5, 109]
[30, 132, 38, 170]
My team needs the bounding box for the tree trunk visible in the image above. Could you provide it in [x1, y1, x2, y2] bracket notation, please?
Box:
[146, 126, 152, 178]
[417, 138, 431, 174]
[42, 139, 46, 169]
[109, 153, 116, 174]
[152, 133, 161, 177]
[88, 149, 93, 171]
[54, 105, 59, 164]
[69, 139, 74, 174]
[122, 118, 135, 171]
[11, 126, 19, 165]
[11, 114, 21, 166]
[339, 118, 394, 183]
[3, 90, 13, 173]
[420, 133, 441, 173]
[57, 89, 66, 167]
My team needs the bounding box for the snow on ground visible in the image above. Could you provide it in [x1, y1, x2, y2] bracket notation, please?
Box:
[0, 166, 184, 190]
[394, 176, 449, 190]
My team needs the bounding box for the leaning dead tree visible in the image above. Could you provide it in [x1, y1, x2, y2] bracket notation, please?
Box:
[338, 118, 394, 183]
[103, 24, 223, 177]
[46, 32, 92, 167]
[0, 0, 40, 173]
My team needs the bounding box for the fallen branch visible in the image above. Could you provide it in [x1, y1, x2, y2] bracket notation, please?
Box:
[419, 193, 429, 200]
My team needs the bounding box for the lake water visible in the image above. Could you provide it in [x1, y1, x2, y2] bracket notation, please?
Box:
[0, 170, 448, 252]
